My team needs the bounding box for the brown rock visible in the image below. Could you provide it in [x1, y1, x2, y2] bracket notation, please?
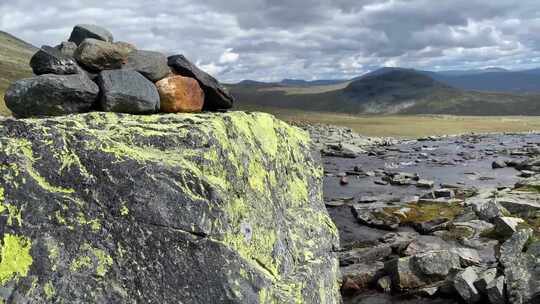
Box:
[155, 75, 204, 113]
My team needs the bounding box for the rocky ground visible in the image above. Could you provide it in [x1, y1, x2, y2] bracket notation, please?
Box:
[299, 124, 540, 304]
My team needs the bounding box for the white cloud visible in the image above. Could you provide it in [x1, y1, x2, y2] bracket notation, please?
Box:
[219, 48, 239, 64]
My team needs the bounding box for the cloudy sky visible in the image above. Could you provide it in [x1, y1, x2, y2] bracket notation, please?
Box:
[2, 0, 540, 82]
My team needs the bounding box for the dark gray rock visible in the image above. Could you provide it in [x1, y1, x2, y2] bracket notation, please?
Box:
[68, 24, 114, 45]
[97, 70, 160, 114]
[351, 204, 400, 230]
[341, 262, 385, 291]
[493, 216, 524, 238]
[4, 73, 98, 118]
[123, 50, 170, 82]
[492, 160, 507, 169]
[168, 54, 234, 110]
[0, 112, 340, 303]
[30, 45, 80, 75]
[453, 267, 481, 304]
[468, 198, 509, 222]
[486, 276, 506, 304]
[74, 38, 130, 72]
[473, 268, 497, 294]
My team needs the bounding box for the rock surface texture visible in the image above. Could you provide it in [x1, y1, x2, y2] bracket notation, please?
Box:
[0, 112, 340, 303]
[29, 46, 80, 75]
[97, 70, 160, 114]
[4, 73, 99, 118]
[68, 24, 114, 45]
[168, 54, 234, 110]
[156, 75, 205, 113]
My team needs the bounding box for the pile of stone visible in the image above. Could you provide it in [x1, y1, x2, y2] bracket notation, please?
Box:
[4, 24, 234, 118]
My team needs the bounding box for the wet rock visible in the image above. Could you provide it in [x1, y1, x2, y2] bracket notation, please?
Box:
[68, 24, 114, 45]
[351, 204, 400, 230]
[97, 70, 160, 114]
[341, 262, 385, 291]
[493, 216, 524, 238]
[453, 267, 481, 303]
[385, 250, 461, 291]
[339, 245, 392, 266]
[492, 160, 508, 169]
[4, 73, 98, 118]
[417, 179, 435, 188]
[30, 45, 80, 75]
[75, 38, 130, 72]
[434, 188, 455, 199]
[168, 54, 234, 110]
[155, 75, 204, 113]
[123, 50, 170, 82]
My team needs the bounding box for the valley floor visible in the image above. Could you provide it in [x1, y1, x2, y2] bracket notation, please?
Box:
[239, 105, 540, 138]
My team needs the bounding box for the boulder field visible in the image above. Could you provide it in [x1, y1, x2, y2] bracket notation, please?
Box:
[5, 24, 234, 118]
[0, 111, 340, 303]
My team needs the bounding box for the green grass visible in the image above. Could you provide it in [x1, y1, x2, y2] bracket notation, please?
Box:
[239, 105, 540, 138]
[0, 31, 36, 116]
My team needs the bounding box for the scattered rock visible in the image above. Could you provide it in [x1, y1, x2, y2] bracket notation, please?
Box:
[4, 73, 98, 118]
[485, 276, 506, 304]
[493, 216, 524, 238]
[492, 160, 507, 169]
[473, 268, 497, 295]
[123, 50, 170, 82]
[155, 75, 204, 113]
[351, 205, 400, 230]
[417, 179, 435, 188]
[340, 176, 349, 185]
[75, 38, 130, 72]
[97, 70, 160, 114]
[168, 54, 234, 110]
[434, 189, 455, 199]
[453, 267, 481, 303]
[68, 24, 114, 45]
[341, 262, 385, 291]
[30, 45, 80, 75]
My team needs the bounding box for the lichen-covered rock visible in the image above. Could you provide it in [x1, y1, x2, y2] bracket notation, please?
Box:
[0, 112, 340, 303]
[4, 73, 99, 118]
[156, 75, 205, 113]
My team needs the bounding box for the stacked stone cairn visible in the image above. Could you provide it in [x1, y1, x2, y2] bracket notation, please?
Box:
[4, 24, 234, 118]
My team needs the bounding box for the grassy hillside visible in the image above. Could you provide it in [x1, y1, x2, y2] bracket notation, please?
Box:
[230, 68, 540, 116]
[241, 105, 540, 138]
[0, 31, 36, 115]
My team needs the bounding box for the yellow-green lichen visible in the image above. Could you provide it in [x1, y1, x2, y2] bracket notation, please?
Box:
[70, 244, 113, 277]
[120, 205, 129, 216]
[0, 234, 33, 285]
[44, 281, 55, 300]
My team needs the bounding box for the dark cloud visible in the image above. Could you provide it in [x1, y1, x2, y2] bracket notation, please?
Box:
[2, 0, 540, 82]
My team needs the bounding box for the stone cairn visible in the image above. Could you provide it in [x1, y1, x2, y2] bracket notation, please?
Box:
[4, 24, 234, 118]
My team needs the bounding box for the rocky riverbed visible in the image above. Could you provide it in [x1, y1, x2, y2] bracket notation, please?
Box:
[299, 123, 540, 304]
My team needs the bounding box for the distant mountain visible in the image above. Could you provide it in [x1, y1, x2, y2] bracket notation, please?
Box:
[435, 67, 509, 76]
[230, 68, 540, 115]
[279, 79, 346, 86]
[429, 70, 540, 93]
[0, 31, 36, 115]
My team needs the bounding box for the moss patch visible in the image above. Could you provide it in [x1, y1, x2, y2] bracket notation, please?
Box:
[386, 202, 464, 224]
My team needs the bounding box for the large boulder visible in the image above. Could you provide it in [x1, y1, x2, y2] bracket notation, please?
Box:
[0, 112, 340, 303]
[500, 229, 540, 304]
[74, 39, 130, 72]
[168, 54, 234, 110]
[123, 50, 170, 82]
[30, 46, 80, 75]
[68, 24, 114, 45]
[4, 73, 99, 118]
[155, 75, 204, 113]
[97, 70, 160, 114]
